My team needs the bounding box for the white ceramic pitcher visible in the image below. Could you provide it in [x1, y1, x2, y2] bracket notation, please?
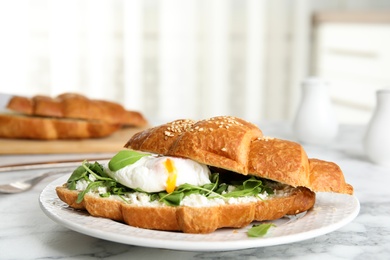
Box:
[364, 89, 390, 167]
[293, 77, 338, 145]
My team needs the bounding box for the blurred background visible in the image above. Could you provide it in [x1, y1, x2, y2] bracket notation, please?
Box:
[0, 0, 389, 124]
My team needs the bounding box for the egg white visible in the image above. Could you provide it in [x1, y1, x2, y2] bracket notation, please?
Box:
[104, 155, 211, 193]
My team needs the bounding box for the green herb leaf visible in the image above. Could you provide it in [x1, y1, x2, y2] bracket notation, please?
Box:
[247, 223, 275, 237]
[108, 150, 150, 171]
[67, 165, 88, 182]
[76, 181, 103, 203]
[67, 163, 91, 190]
[222, 177, 265, 198]
[158, 191, 185, 206]
[156, 182, 225, 206]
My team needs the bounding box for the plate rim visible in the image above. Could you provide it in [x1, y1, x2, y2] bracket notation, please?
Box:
[39, 175, 360, 252]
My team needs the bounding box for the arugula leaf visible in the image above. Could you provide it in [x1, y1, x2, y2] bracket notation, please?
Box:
[82, 161, 112, 182]
[158, 191, 185, 206]
[156, 182, 226, 206]
[67, 163, 91, 190]
[108, 150, 150, 171]
[222, 177, 265, 198]
[67, 165, 88, 183]
[247, 223, 275, 237]
[76, 181, 103, 203]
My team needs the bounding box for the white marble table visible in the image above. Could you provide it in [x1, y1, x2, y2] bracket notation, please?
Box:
[0, 122, 389, 259]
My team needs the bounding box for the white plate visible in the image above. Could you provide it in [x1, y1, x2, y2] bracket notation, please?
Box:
[40, 175, 360, 252]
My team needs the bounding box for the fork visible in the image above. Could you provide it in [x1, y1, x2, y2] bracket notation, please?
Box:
[0, 169, 71, 194]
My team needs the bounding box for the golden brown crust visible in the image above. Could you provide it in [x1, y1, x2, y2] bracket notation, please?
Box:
[126, 116, 263, 173]
[84, 195, 124, 222]
[6, 93, 148, 127]
[122, 205, 180, 231]
[33, 95, 64, 117]
[168, 117, 263, 174]
[126, 119, 196, 155]
[123, 111, 149, 128]
[125, 117, 353, 195]
[248, 138, 311, 187]
[249, 139, 353, 194]
[55, 185, 315, 234]
[6, 96, 33, 114]
[309, 159, 354, 195]
[0, 114, 120, 140]
[56, 185, 85, 210]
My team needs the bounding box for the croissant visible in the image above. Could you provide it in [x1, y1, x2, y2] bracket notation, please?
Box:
[56, 116, 353, 233]
[1, 93, 148, 140]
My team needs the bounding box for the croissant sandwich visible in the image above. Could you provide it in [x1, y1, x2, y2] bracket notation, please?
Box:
[56, 116, 353, 234]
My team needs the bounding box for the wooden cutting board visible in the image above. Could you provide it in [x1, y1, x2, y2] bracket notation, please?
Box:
[0, 126, 148, 154]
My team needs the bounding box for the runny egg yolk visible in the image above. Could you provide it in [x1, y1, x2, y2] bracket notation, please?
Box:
[164, 158, 177, 193]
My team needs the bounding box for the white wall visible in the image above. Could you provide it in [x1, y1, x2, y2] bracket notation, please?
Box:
[0, 0, 389, 124]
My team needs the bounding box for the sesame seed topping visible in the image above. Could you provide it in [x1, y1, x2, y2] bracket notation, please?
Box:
[164, 131, 174, 137]
[163, 119, 196, 138]
[161, 116, 249, 139]
[206, 116, 244, 128]
[258, 136, 274, 141]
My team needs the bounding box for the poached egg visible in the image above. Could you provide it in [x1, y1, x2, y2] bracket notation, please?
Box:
[105, 155, 211, 193]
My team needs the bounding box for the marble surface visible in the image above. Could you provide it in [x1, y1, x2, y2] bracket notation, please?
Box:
[1, 122, 389, 259]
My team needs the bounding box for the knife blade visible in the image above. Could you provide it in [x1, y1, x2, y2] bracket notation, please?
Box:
[0, 157, 110, 172]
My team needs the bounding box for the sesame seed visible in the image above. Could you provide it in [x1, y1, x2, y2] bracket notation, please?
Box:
[164, 131, 174, 137]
